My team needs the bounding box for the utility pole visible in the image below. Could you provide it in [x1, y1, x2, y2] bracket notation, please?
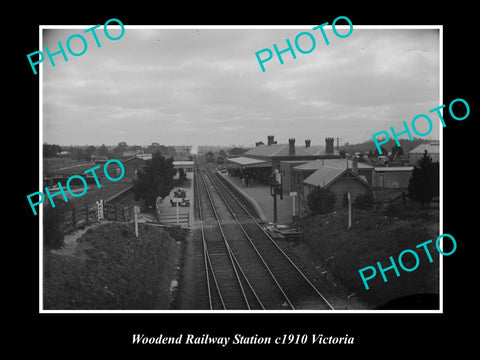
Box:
[134, 205, 140, 237]
[347, 192, 352, 229]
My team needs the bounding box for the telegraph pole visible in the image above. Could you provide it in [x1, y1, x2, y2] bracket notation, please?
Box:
[347, 192, 352, 229]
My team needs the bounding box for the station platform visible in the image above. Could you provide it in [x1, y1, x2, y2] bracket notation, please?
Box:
[218, 172, 295, 225]
[156, 171, 195, 227]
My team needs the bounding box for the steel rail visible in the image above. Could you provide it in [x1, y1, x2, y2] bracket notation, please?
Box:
[206, 162, 335, 310]
[201, 163, 295, 309]
[197, 166, 256, 309]
[194, 163, 226, 310]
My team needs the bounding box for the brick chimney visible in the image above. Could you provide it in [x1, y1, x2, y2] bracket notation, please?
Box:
[267, 135, 275, 146]
[325, 137, 334, 155]
[352, 157, 358, 175]
[288, 138, 295, 155]
[305, 139, 311, 148]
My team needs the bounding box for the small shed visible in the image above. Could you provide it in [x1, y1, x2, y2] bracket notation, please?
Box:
[303, 167, 370, 210]
[373, 167, 413, 189]
[409, 143, 440, 164]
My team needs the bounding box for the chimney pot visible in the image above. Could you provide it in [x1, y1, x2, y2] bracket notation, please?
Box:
[288, 138, 295, 156]
[267, 135, 275, 146]
[325, 137, 334, 155]
[352, 157, 358, 175]
[305, 139, 311, 148]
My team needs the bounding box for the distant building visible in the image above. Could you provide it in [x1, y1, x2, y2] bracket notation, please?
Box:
[373, 167, 413, 189]
[226, 136, 341, 183]
[122, 149, 141, 157]
[136, 153, 152, 160]
[409, 142, 440, 164]
[301, 159, 371, 210]
[91, 155, 109, 164]
[292, 158, 374, 191]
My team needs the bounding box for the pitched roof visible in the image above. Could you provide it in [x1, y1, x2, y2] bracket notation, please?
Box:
[301, 145, 325, 155]
[409, 142, 440, 154]
[244, 144, 313, 157]
[303, 167, 345, 187]
[294, 158, 374, 172]
[303, 167, 370, 188]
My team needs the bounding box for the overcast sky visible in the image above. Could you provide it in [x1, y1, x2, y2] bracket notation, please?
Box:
[42, 26, 440, 148]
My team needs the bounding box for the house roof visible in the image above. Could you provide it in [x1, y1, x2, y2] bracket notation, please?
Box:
[301, 145, 325, 155]
[294, 158, 374, 172]
[303, 167, 344, 187]
[244, 144, 313, 158]
[409, 142, 440, 154]
[303, 167, 370, 188]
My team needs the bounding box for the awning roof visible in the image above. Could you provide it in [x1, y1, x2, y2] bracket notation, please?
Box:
[226, 157, 272, 168]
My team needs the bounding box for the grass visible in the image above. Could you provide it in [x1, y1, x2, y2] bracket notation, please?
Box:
[300, 202, 440, 309]
[43, 222, 181, 310]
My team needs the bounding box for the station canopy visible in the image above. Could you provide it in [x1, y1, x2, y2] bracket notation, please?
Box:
[173, 161, 194, 169]
[226, 156, 272, 168]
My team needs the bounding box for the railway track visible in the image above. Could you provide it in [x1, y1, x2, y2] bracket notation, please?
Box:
[194, 160, 334, 310]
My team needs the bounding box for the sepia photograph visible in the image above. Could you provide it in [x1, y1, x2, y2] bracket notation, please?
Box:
[38, 25, 442, 312]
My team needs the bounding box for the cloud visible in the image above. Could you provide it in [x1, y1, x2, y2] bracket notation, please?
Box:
[42, 27, 440, 146]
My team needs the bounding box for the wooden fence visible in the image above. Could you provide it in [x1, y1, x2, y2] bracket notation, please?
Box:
[59, 185, 135, 233]
[157, 212, 190, 226]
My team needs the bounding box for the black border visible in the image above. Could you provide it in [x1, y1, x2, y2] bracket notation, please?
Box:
[16, 3, 475, 355]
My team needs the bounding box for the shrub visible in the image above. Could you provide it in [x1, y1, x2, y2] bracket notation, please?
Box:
[43, 204, 65, 249]
[306, 186, 337, 215]
[353, 191, 375, 210]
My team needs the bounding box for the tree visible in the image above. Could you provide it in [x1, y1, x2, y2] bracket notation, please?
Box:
[85, 145, 96, 160]
[113, 141, 128, 157]
[68, 146, 85, 161]
[228, 147, 248, 156]
[408, 150, 438, 208]
[306, 186, 337, 215]
[97, 144, 110, 157]
[373, 145, 388, 157]
[205, 151, 215, 163]
[391, 144, 404, 159]
[133, 151, 176, 210]
[43, 143, 62, 158]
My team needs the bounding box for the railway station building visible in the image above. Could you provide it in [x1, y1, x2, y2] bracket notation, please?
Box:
[296, 158, 372, 210]
[225, 136, 341, 184]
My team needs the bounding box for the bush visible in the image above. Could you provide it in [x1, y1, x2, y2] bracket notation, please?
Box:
[43, 204, 65, 249]
[306, 186, 336, 215]
[382, 202, 401, 217]
[353, 191, 375, 210]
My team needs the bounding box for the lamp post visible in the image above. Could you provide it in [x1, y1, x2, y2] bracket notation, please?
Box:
[270, 169, 283, 223]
